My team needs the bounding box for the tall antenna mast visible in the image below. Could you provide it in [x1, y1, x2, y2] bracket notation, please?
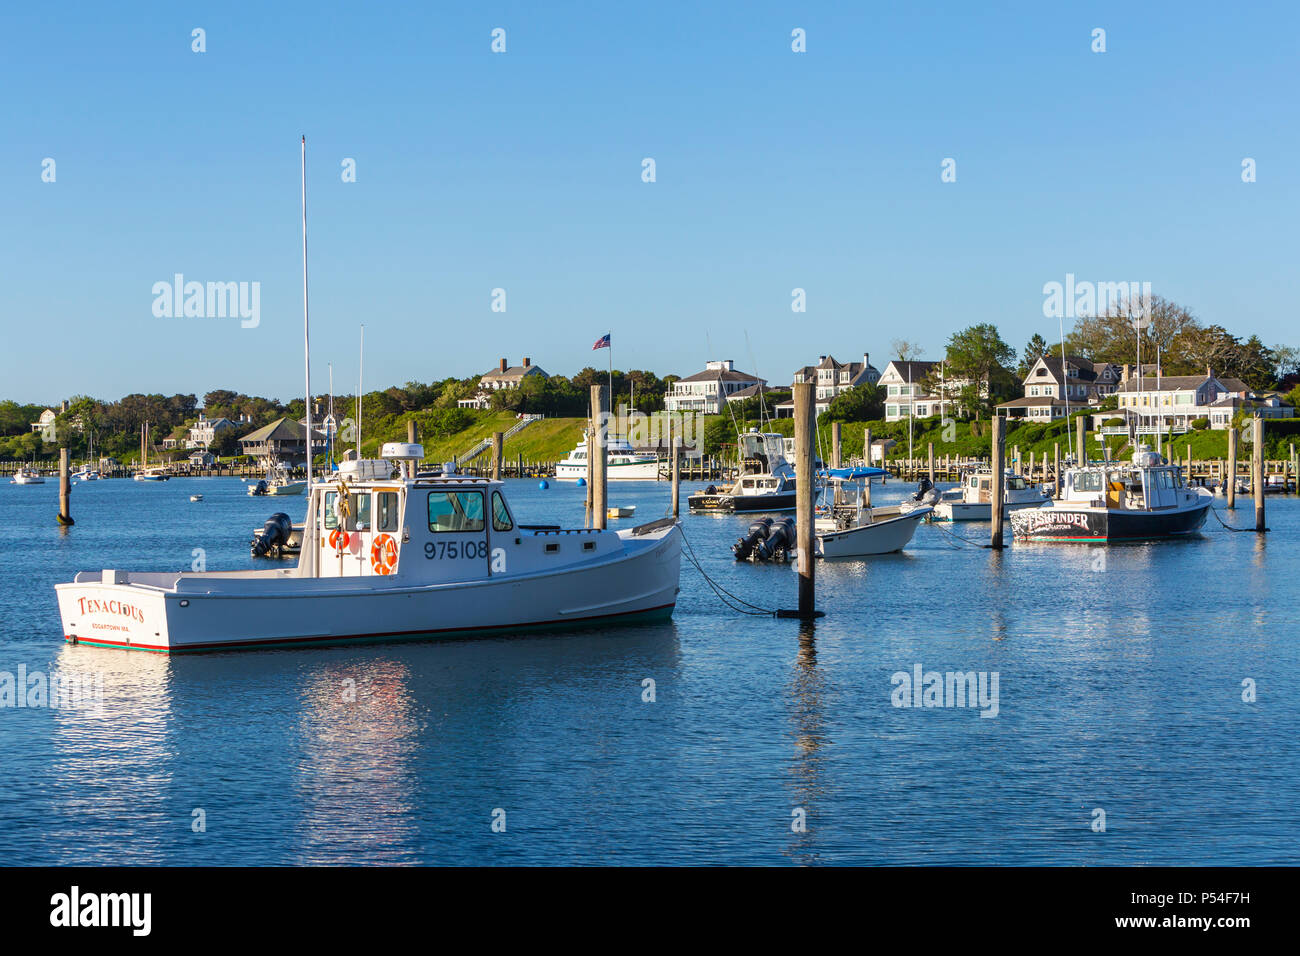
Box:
[357, 324, 364, 458]
[301, 135, 313, 489]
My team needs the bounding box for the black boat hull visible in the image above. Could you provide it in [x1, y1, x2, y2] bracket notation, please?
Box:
[1011, 501, 1211, 541]
[688, 491, 799, 513]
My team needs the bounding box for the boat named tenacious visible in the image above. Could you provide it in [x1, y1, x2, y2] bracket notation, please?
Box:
[1010, 446, 1212, 542]
[56, 444, 681, 653]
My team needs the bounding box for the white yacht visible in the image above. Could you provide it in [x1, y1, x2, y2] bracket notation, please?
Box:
[1010, 446, 1212, 542]
[11, 467, 45, 485]
[56, 444, 682, 653]
[931, 468, 1049, 521]
[555, 434, 660, 481]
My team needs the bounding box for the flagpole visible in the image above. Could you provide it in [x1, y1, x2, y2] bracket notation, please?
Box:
[607, 332, 613, 411]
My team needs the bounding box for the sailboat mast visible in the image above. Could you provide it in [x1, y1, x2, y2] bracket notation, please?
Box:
[301, 135, 313, 489]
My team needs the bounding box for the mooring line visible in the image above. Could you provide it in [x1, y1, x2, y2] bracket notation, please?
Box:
[1208, 505, 1255, 533]
[928, 520, 987, 549]
[677, 525, 779, 617]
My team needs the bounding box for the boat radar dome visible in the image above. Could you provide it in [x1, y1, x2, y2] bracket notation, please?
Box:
[380, 442, 424, 460]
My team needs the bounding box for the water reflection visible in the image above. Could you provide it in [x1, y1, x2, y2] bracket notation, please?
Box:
[785, 620, 827, 865]
[47, 645, 175, 863]
[294, 657, 422, 864]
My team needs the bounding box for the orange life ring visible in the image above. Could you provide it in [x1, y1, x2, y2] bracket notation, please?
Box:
[329, 528, 350, 552]
[370, 533, 399, 575]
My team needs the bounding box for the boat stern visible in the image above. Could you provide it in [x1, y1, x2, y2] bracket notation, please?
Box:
[56, 571, 177, 652]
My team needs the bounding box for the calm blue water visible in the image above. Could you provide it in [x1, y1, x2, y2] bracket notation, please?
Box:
[0, 475, 1296, 865]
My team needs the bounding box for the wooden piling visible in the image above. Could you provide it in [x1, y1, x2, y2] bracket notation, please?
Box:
[1227, 427, 1238, 509]
[927, 442, 935, 483]
[794, 383, 816, 617]
[57, 446, 73, 526]
[990, 416, 1006, 549]
[590, 385, 608, 529]
[490, 431, 503, 481]
[1253, 417, 1265, 532]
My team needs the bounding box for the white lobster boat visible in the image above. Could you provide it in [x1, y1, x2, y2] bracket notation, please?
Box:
[55, 444, 682, 653]
[11, 467, 45, 484]
[931, 468, 1049, 521]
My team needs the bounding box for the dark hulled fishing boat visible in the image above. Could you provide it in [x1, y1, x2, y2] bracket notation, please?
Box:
[1010, 446, 1212, 542]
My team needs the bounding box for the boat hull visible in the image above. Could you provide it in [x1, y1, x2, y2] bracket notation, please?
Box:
[932, 498, 1045, 522]
[688, 490, 798, 513]
[554, 460, 660, 480]
[816, 507, 931, 557]
[1010, 501, 1211, 542]
[56, 526, 681, 654]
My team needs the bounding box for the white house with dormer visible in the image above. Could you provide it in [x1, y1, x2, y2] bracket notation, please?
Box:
[664, 360, 765, 414]
[458, 357, 549, 409]
[1092, 367, 1291, 436]
[773, 353, 881, 417]
[997, 355, 1121, 422]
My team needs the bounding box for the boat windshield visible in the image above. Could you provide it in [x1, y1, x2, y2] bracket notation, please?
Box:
[428, 490, 485, 532]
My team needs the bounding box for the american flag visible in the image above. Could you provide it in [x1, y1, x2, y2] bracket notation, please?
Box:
[592, 333, 611, 350]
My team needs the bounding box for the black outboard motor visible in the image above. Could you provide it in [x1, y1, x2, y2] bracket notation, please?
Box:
[251, 512, 294, 558]
[754, 517, 796, 562]
[912, 477, 934, 501]
[732, 517, 773, 560]
[704, 484, 717, 495]
[250, 479, 268, 496]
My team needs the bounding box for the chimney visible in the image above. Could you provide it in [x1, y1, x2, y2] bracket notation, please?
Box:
[499, 358, 508, 373]
[1206, 365, 1212, 378]
[819, 355, 826, 362]
[863, 352, 870, 368]
[1120, 364, 1130, 383]
[523, 357, 531, 368]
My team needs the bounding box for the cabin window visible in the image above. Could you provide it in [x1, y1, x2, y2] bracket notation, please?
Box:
[350, 493, 371, 531]
[1007, 476, 1027, 490]
[1075, 472, 1103, 492]
[492, 491, 513, 532]
[427, 491, 485, 533]
[376, 492, 400, 532]
[323, 492, 339, 530]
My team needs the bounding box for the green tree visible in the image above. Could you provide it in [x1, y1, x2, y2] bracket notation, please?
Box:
[821, 383, 884, 422]
[1019, 333, 1049, 377]
[944, 323, 1015, 420]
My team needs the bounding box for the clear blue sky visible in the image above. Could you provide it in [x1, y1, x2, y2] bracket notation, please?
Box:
[3, 1, 1296, 404]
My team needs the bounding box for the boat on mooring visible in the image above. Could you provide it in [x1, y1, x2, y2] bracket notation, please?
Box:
[11, 466, 45, 485]
[931, 467, 1049, 521]
[1009, 446, 1212, 542]
[811, 469, 931, 557]
[554, 434, 660, 481]
[248, 459, 307, 496]
[689, 430, 809, 513]
[56, 446, 681, 653]
[133, 421, 169, 480]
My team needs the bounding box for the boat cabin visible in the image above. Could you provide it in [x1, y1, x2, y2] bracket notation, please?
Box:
[302, 444, 626, 581]
[1061, 455, 1191, 511]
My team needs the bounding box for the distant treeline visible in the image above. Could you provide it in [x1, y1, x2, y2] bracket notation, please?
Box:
[3, 298, 1296, 459]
